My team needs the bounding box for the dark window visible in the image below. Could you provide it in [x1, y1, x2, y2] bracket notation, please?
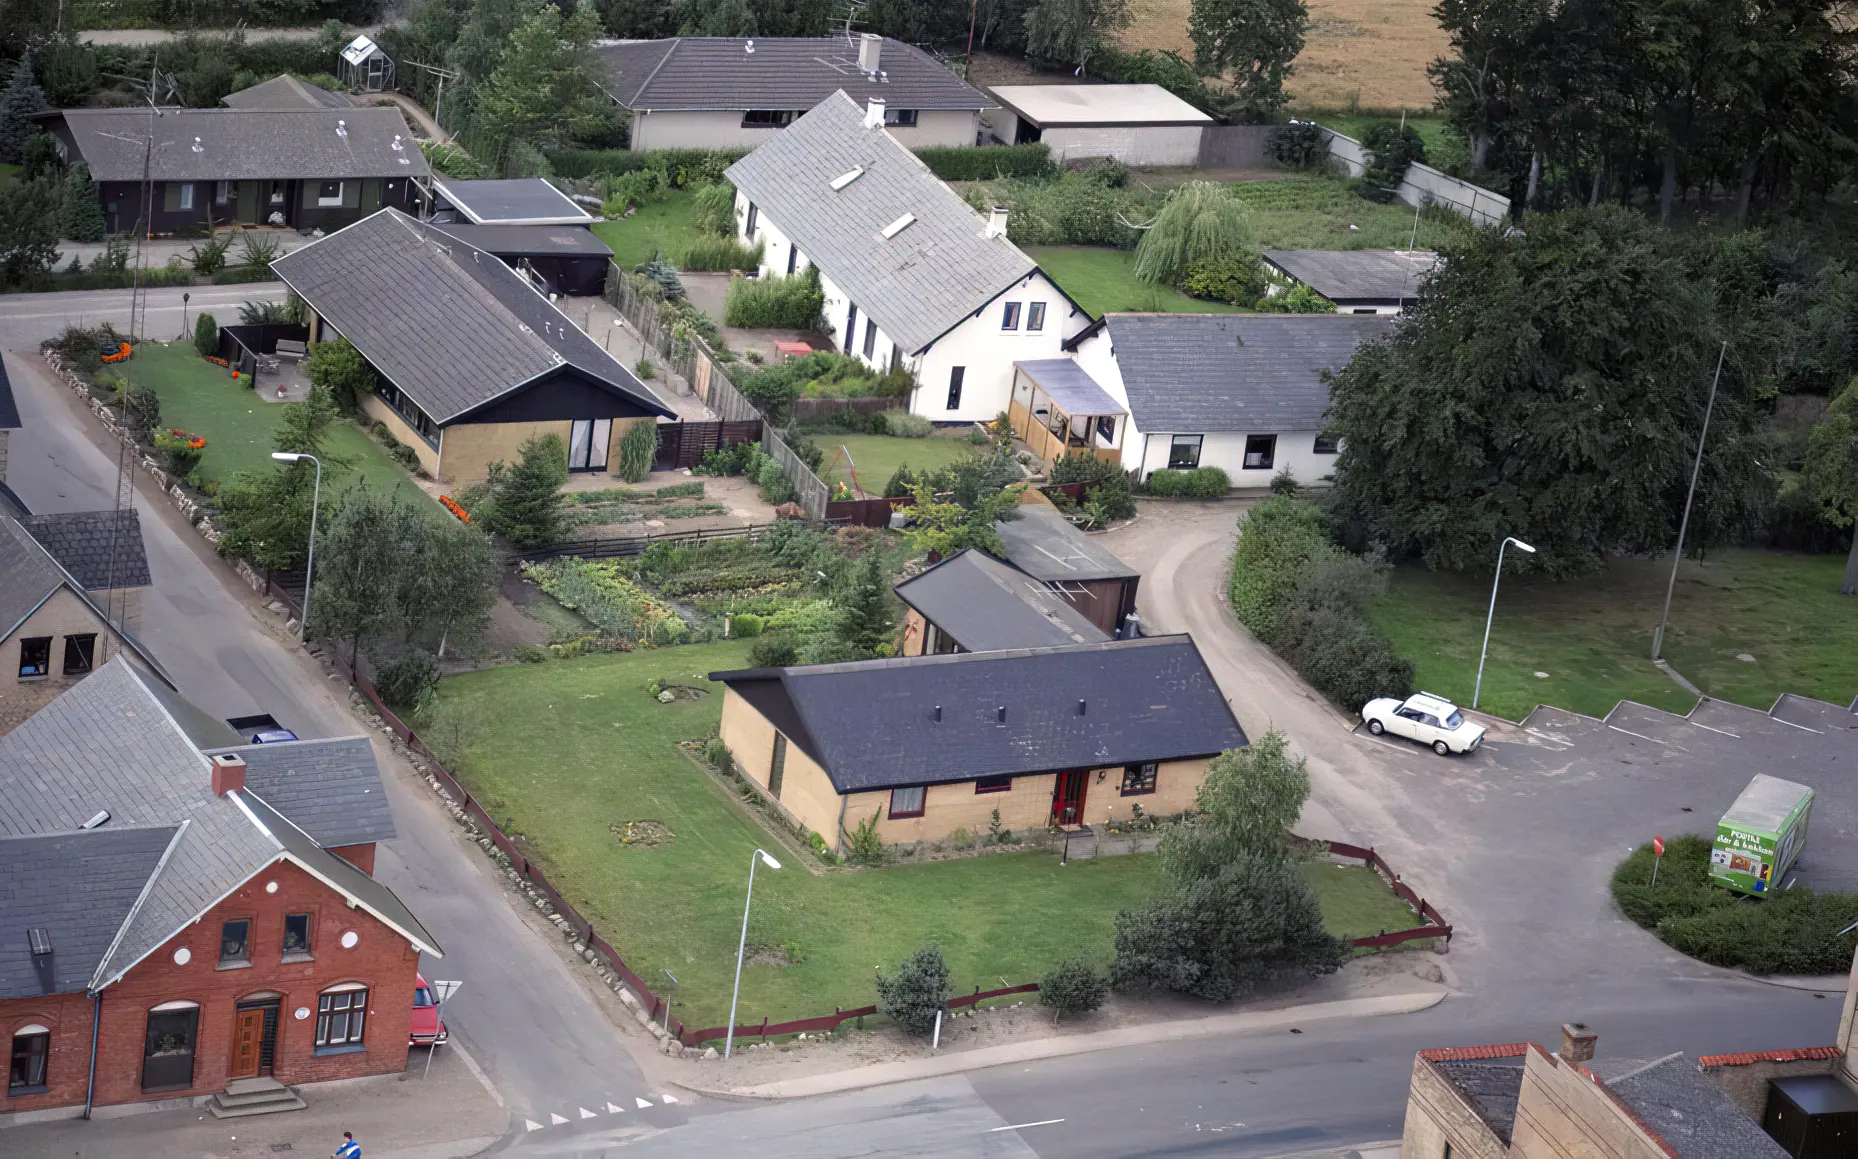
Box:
[745, 202, 759, 236]
[141, 1007, 197, 1090]
[1167, 435, 1202, 470]
[1095, 415, 1117, 444]
[1121, 762, 1158, 795]
[769, 733, 787, 800]
[889, 785, 926, 819]
[63, 635, 96, 675]
[214, 180, 230, 205]
[1001, 302, 1022, 330]
[218, 919, 250, 965]
[946, 366, 964, 411]
[786, 245, 798, 275]
[740, 110, 795, 128]
[845, 303, 859, 354]
[282, 914, 312, 956]
[315, 988, 367, 1048]
[316, 180, 343, 205]
[268, 183, 285, 205]
[1244, 434, 1277, 470]
[974, 775, 1013, 795]
[17, 638, 50, 678]
[863, 318, 877, 359]
[9, 1030, 48, 1092]
[1026, 301, 1046, 332]
[1314, 432, 1340, 454]
[884, 108, 919, 126]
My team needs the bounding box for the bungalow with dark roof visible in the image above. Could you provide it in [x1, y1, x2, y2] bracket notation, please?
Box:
[710, 635, 1244, 848]
[271, 209, 675, 483]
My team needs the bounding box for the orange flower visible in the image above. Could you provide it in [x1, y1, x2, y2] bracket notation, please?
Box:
[439, 495, 471, 523]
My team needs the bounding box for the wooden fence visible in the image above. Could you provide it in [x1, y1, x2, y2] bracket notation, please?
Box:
[519, 523, 775, 562]
[680, 982, 1041, 1047]
[825, 495, 909, 528]
[654, 419, 763, 471]
[1327, 840, 1454, 947]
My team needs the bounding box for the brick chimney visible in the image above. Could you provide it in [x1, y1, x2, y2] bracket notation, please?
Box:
[211, 753, 247, 796]
[1560, 1022, 1598, 1064]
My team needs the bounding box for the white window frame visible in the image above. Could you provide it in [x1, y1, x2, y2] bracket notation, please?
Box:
[316, 181, 345, 207]
[177, 183, 195, 211]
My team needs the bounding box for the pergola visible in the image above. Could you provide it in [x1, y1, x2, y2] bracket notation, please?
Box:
[1009, 359, 1125, 468]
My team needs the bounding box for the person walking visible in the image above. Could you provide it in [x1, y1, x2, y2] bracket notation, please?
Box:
[334, 1131, 361, 1158]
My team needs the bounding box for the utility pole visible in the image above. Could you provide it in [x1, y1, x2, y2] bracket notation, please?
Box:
[964, 0, 979, 79]
[1652, 342, 1729, 661]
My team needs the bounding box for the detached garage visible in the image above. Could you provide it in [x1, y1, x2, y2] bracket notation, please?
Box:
[985, 84, 1211, 167]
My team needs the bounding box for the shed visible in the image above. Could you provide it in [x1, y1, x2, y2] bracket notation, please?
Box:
[985, 84, 1212, 166]
[1262, 249, 1439, 315]
[430, 224, 613, 296]
[993, 500, 1140, 635]
[339, 34, 393, 93]
[431, 178, 594, 226]
[895, 548, 1108, 655]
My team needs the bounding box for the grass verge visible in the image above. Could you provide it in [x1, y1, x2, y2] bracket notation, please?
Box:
[1028, 246, 1249, 316]
[591, 190, 706, 271]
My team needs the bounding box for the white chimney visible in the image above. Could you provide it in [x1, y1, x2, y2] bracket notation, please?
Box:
[859, 32, 882, 74]
[984, 205, 1008, 239]
[864, 98, 886, 129]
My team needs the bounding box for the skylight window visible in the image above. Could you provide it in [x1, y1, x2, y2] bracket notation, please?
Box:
[880, 213, 916, 239]
[830, 167, 865, 191]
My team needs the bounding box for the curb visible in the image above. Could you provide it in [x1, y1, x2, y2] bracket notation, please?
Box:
[1740, 973, 1849, 995]
[678, 988, 1449, 1101]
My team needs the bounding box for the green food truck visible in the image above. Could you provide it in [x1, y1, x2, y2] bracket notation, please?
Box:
[1710, 774, 1814, 895]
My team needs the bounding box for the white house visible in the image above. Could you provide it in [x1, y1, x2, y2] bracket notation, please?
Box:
[1065, 313, 1395, 486]
[725, 91, 1093, 424]
[984, 84, 1212, 167]
[1261, 249, 1438, 315]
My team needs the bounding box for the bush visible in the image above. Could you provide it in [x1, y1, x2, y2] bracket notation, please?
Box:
[876, 944, 952, 1036]
[1267, 558, 1414, 711]
[1268, 121, 1329, 169]
[602, 167, 666, 214]
[915, 143, 1056, 181]
[1051, 455, 1137, 524]
[635, 359, 655, 381]
[696, 441, 757, 477]
[702, 738, 732, 769]
[730, 612, 765, 637]
[691, 181, 737, 235]
[683, 236, 763, 272]
[186, 230, 232, 274]
[1254, 282, 1337, 313]
[749, 634, 798, 667]
[121, 383, 160, 441]
[1039, 958, 1108, 1024]
[1229, 496, 1333, 633]
[882, 412, 932, 438]
[545, 147, 745, 187]
[846, 813, 885, 865]
[153, 428, 205, 476]
[373, 651, 440, 713]
[1360, 122, 1427, 201]
[616, 419, 658, 483]
[192, 312, 218, 357]
[1183, 254, 1264, 305]
[724, 267, 825, 330]
[1145, 467, 1229, 498]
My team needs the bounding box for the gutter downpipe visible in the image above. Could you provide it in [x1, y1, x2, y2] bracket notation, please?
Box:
[835, 794, 851, 859]
[83, 990, 102, 1119]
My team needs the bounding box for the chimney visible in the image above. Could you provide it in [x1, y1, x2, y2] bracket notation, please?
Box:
[859, 32, 882, 74]
[212, 753, 247, 796]
[864, 98, 887, 129]
[1560, 1022, 1598, 1064]
[984, 205, 1009, 239]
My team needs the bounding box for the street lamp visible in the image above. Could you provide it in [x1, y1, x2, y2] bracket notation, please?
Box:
[270, 452, 322, 641]
[724, 848, 781, 1058]
[1473, 536, 1536, 710]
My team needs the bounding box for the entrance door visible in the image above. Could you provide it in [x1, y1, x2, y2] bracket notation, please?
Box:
[1050, 769, 1088, 827]
[229, 1008, 265, 1079]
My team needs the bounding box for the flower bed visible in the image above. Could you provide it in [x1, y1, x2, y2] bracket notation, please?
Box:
[100, 342, 132, 364]
[522, 557, 688, 644]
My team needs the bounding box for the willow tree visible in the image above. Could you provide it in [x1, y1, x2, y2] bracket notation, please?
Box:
[1131, 181, 1253, 285]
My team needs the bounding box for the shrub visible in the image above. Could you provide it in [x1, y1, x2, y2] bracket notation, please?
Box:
[876, 944, 951, 1035]
[633, 258, 685, 301]
[702, 737, 732, 769]
[1270, 469, 1301, 496]
[749, 634, 798, 667]
[1145, 467, 1229, 498]
[1254, 283, 1337, 313]
[153, 428, 205, 476]
[690, 181, 738, 234]
[515, 645, 550, 663]
[186, 230, 232, 274]
[696, 441, 756, 476]
[1039, 958, 1109, 1024]
[192, 312, 218, 357]
[1229, 496, 1332, 633]
[602, 167, 666, 214]
[121, 383, 160, 441]
[730, 612, 765, 637]
[635, 359, 655, 380]
[616, 419, 658, 483]
[1183, 254, 1264, 304]
[846, 812, 885, 866]
[724, 267, 825, 330]
[915, 143, 1055, 181]
[481, 434, 569, 549]
[882, 412, 932, 438]
[1360, 121, 1427, 200]
[1267, 558, 1414, 711]
[373, 651, 440, 713]
[682, 236, 763, 272]
[1268, 121, 1329, 169]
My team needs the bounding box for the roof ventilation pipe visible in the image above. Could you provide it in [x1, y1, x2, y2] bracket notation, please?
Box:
[864, 97, 886, 129]
[745, 39, 755, 54]
[859, 33, 882, 75]
[984, 205, 1009, 239]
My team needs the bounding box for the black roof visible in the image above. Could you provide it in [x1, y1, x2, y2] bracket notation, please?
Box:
[1262, 249, 1438, 305]
[1433, 1058, 1525, 1145]
[432, 178, 594, 225]
[19, 510, 153, 590]
[221, 74, 353, 111]
[993, 504, 1138, 583]
[0, 826, 178, 999]
[0, 354, 20, 429]
[49, 107, 427, 183]
[207, 736, 397, 849]
[597, 37, 993, 112]
[893, 548, 1107, 652]
[711, 635, 1245, 792]
[430, 223, 613, 257]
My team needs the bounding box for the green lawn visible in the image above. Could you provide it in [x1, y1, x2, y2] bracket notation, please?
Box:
[1306, 861, 1426, 942]
[123, 342, 422, 498]
[427, 643, 1423, 1027]
[1369, 550, 1858, 722]
[591, 190, 706, 270]
[1232, 176, 1471, 251]
[1028, 246, 1249, 316]
[817, 433, 976, 496]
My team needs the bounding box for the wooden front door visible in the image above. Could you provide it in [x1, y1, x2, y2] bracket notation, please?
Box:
[1051, 769, 1088, 827]
[229, 1008, 265, 1079]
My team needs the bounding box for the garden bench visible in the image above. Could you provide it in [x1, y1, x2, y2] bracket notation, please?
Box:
[275, 340, 308, 362]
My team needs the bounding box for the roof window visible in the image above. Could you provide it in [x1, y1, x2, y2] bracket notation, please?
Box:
[880, 213, 915, 239]
[830, 167, 865, 191]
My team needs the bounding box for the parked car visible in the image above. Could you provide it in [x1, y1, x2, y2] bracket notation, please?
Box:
[1361, 692, 1486, 755]
[410, 973, 448, 1046]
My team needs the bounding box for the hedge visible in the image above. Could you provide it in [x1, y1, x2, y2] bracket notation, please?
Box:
[545, 147, 747, 186]
[915, 143, 1056, 182]
[1145, 467, 1229, 498]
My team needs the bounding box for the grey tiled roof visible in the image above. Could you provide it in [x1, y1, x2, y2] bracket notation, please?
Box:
[1433, 1058, 1525, 1144]
[272, 209, 672, 424]
[993, 504, 1138, 583]
[1604, 1055, 1788, 1159]
[0, 353, 20, 429]
[221, 74, 354, 111]
[894, 548, 1107, 652]
[0, 826, 177, 998]
[599, 37, 992, 112]
[430, 223, 613, 257]
[1100, 314, 1394, 433]
[711, 635, 1246, 792]
[725, 91, 1036, 354]
[19, 509, 153, 590]
[52, 106, 428, 183]
[1262, 249, 1438, 304]
[433, 178, 593, 225]
[0, 514, 70, 642]
[209, 736, 397, 848]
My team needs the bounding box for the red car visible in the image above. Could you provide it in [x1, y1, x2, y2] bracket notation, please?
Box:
[410, 974, 448, 1046]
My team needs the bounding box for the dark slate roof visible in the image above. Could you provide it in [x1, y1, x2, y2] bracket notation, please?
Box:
[51, 107, 428, 183]
[19, 510, 152, 590]
[1099, 314, 1394, 433]
[209, 736, 396, 848]
[0, 827, 178, 998]
[725, 91, 1036, 354]
[710, 635, 1245, 792]
[598, 37, 993, 112]
[221, 74, 353, 111]
[0, 354, 20, 429]
[1015, 359, 1121, 416]
[1262, 249, 1438, 305]
[0, 514, 71, 643]
[1603, 1055, 1789, 1159]
[994, 503, 1138, 583]
[894, 549, 1108, 653]
[430, 223, 612, 257]
[433, 178, 594, 225]
[1432, 1058, 1526, 1145]
[272, 209, 673, 425]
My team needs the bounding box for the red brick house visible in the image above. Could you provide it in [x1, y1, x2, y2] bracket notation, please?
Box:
[0, 658, 440, 1123]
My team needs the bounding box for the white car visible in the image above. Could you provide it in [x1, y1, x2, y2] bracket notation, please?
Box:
[1361, 692, 1486, 756]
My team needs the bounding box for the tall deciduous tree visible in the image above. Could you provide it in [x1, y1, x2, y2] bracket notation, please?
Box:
[399, 516, 501, 656]
[1802, 381, 1858, 594]
[1024, 0, 1131, 73]
[1186, 0, 1306, 116]
[216, 386, 347, 570]
[1131, 181, 1252, 285]
[309, 484, 408, 668]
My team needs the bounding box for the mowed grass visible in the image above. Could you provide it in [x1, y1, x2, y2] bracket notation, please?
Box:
[1304, 861, 1424, 941]
[817, 433, 977, 496]
[429, 643, 1426, 1027]
[590, 189, 706, 270]
[1369, 550, 1858, 722]
[123, 342, 423, 498]
[1233, 176, 1471, 251]
[1028, 246, 1249, 316]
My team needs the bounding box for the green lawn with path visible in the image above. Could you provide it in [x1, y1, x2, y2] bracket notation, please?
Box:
[591, 190, 706, 271]
[1369, 550, 1858, 722]
[1028, 246, 1249, 317]
[817, 433, 977, 496]
[122, 341, 424, 499]
[425, 642, 1423, 1028]
[1232, 176, 1470, 251]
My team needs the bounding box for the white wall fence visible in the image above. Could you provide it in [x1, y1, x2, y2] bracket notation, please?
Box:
[1321, 129, 1511, 228]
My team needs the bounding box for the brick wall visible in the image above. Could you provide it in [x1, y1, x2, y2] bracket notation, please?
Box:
[1400, 1054, 1511, 1159]
[0, 991, 98, 1114]
[328, 843, 377, 875]
[1699, 1048, 1841, 1119]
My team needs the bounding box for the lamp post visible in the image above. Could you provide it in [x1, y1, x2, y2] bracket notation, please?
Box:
[1473, 536, 1536, 710]
[725, 848, 781, 1058]
[269, 452, 322, 641]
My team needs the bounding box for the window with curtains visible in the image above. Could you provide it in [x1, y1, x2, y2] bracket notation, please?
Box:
[1001, 302, 1022, 330]
[9, 1028, 49, 1092]
[889, 785, 926, 818]
[316, 987, 368, 1049]
[1027, 302, 1046, 331]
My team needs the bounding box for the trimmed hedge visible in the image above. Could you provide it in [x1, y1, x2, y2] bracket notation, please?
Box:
[1145, 467, 1229, 498]
[545, 147, 746, 186]
[915, 143, 1056, 182]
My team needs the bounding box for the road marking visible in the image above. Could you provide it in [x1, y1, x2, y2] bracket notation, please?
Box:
[1687, 720, 1740, 738]
[659, 1093, 680, 1103]
[524, 1120, 544, 1132]
[989, 1119, 1065, 1132]
[635, 1097, 653, 1108]
[549, 1112, 569, 1125]
[606, 1102, 626, 1114]
[1772, 715, 1825, 734]
[579, 1107, 598, 1119]
[1607, 725, 1665, 744]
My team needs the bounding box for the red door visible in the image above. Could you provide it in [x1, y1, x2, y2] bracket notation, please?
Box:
[1051, 770, 1088, 827]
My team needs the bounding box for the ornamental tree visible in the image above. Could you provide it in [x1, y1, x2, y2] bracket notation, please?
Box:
[1802, 380, 1858, 594]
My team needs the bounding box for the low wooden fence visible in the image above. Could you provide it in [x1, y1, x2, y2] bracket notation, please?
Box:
[1327, 840, 1454, 947]
[654, 419, 763, 471]
[825, 495, 909, 528]
[519, 523, 775, 562]
[681, 982, 1041, 1047]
